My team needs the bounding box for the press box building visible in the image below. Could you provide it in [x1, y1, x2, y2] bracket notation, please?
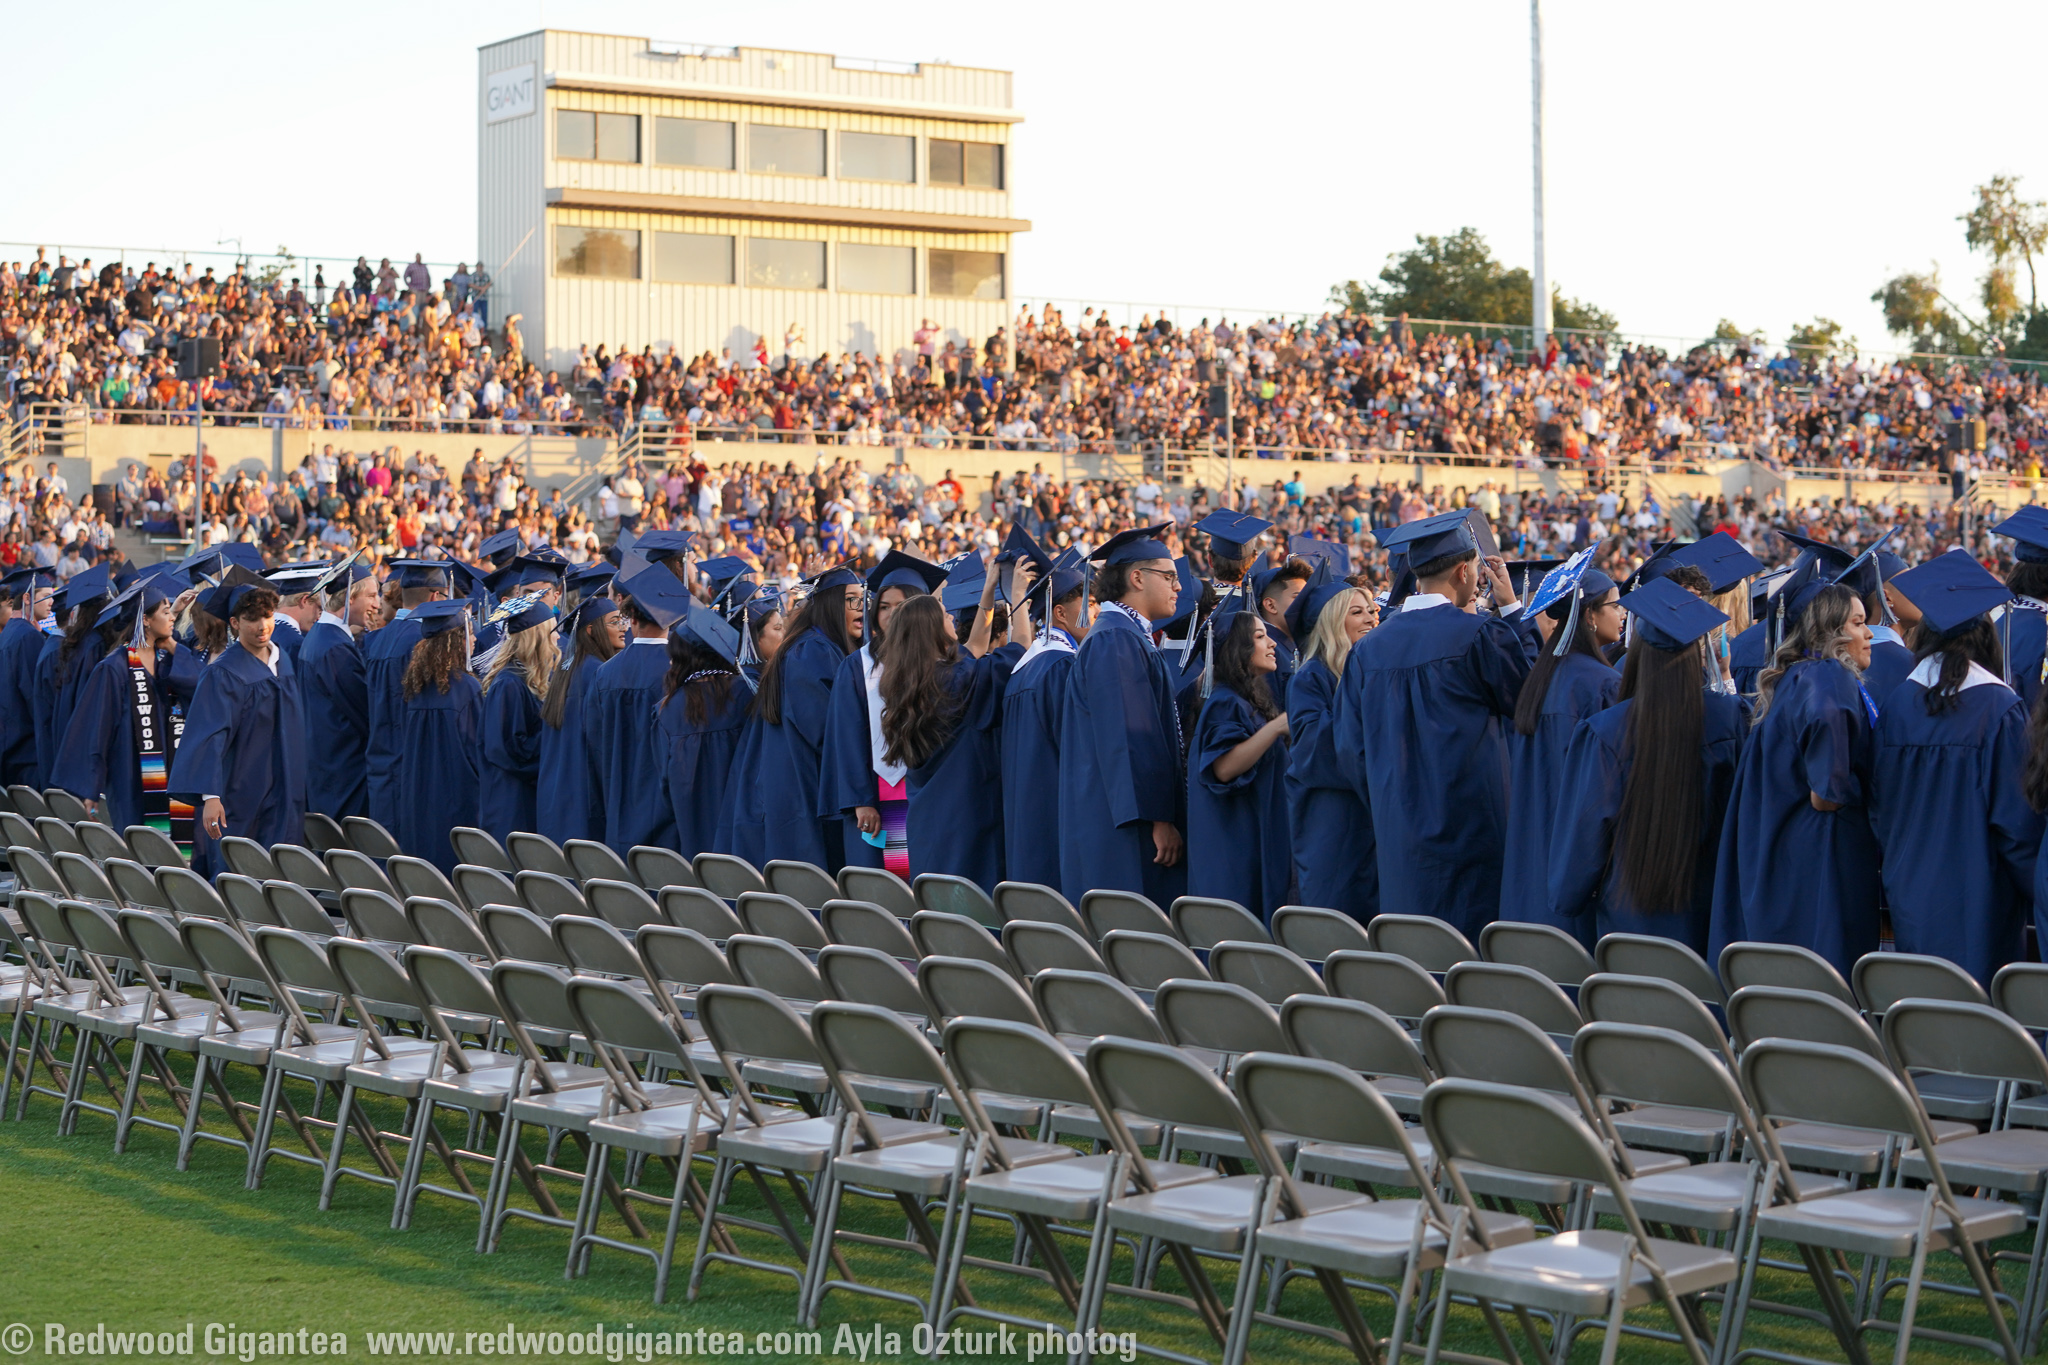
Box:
[476, 31, 1027, 375]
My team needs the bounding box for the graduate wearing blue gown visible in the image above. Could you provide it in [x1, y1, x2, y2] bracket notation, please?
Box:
[297, 565, 374, 820]
[1187, 613, 1294, 921]
[1284, 580, 1378, 921]
[269, 614, 304, 667]
[1499, 564, 1621, 933]
[36, 564, 116, 786]
[1001, 562, 1091, 891]
[1550, 580, 1748, 956]
[1058, 525, 1188, 906]
[588, 569, 683, 857]
[1709, 582, 1883, 978]
[53, 578, 203, 833]
[1729, 622, 1772, 700]
[0, 567, 54, 788]
[657, 610, 754, 861]
[1245, 558, 1312, 714]
[383, 601, 481, 874]
[363, 559, 453, 832]
[536, 597, 617, 847]
[1871, 553, 2043, 987]
[1331, 511, 1532, 940]
[477, 595, 559, 845]
[1991, 508, 2048, 714]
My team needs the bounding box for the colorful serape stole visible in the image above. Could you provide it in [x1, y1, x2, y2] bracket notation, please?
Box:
[127, 646, 193, 855]
[878, 776, 911, 879]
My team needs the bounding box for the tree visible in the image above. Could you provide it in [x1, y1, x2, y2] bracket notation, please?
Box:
[1878, 176, 2048, 359]
[1328, 226, 1617, 333]
[1786, 317, 1854, 357]
[1871, 266, 1980, 355]
[1710, 319, 1764, 347]
[1961, 175, 2048, 313]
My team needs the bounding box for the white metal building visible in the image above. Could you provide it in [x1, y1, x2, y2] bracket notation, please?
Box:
[476, 31, 1027, 376]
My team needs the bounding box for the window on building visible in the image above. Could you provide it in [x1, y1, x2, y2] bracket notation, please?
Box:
[747, 239, 826, 290]
[928, 139, 1003, 189]
[555, 226, 640, 279]
[840, 131, 915, 183]
[654, 117, 735, 169]
[747, 125, 826, 177]
[839, 243, 914, 295]
[557, 110, 639, 163]
[654, 232, 735, 285]
[929, 249, 1003, 299]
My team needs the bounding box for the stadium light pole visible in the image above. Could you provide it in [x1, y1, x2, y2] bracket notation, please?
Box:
[1530, 0, 1552, 360]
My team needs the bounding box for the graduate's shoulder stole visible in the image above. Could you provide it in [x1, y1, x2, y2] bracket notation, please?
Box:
[127, 646, 193, 853]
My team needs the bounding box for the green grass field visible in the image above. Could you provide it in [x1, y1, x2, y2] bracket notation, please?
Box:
[0, 1038, 2031, 1364]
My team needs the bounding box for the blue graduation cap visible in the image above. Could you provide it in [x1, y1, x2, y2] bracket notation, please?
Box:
[867, 550, 948, 596]
[411, 600, 471, 637]
[199, 566, 271, 620]
[95, 576, 174, 632]
[1375, 509, 1478, 567]
[1993, 507, 2048, 565]
[1151, 557, 1204, 631]
[1505, 559, 1566, 602]
[387, 557, 459, 592]
[940, 552, 990, 612]
[1890, 549, 2014, 637]
[1089, 523, 1174, 566]
[1526, 549, 1606, 616]
[1623, 541, 1680, 592]
[802, 561, 865, 594]
[1668, 532, 1766, 595]
[1023, 548, 1089, 613]
[697, 556, 754, 592]
[57, 563, 114, 608]
[617, 565, 694, 631]
[1619, 577, 1730, 652]
[567, 594, 620, 639]
[1831, 528, 1898, 604]
[2, 564, 54, 598]
[635, 528, 696, 565]
[996, 525, 1053, 603]
[264, 563, 331, 597]
[484, 555, 565, 598]
[528, 546, 569, 567]
[179, 543, 264, 585]
[477, 529, 523, 567]
[684, 603, 744, 667]
[1197, 510, 1272, 562]
[566, 561, 618, 593]
[1294, 577, 1361, 635]
[487, 590, 557, 636]
[1288, 534, 1350, 580]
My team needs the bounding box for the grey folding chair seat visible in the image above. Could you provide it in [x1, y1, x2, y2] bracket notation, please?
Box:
[405, 898, 496, 959]
[1024, 969, 1169, 1145]
[1154, 977, 1288, 1083]
[1080, 889, 1177, 941]
[43, 789, 94, 824]
[158, 866, 230, 920]
[1207, 940, 1325, 1006]
[1100, 929, 1209, 994]
[819, 900, 916, 958]
[1281, 994, 1435, 1126]
[123, 824, 188, 869]
[515, 870, 589, 919]
[387, 856, 463, 908]
[1365, 913, 1476, 973]
[916, 956, 1052, 1129]
[272, 843, 339, 894]
[1270, 905, 1369, 962]
[1740, 1039, 2026, 1365]
[837, 865, 916, 919]
[476, 904, 571, 968]
[506, 831, 572, 877]
[1594, 932, 1725, 1005]
[584, 879, 664, 932]
[1479, 919, 1596, 987]
[342, 816, 403, 859]
[337, 889, 417, 945]
[1172, 895, 1270, 949]
[448, 826, 512, 871]
[1850, 951, 2001, 1121]
[911, 910, 1020, 981]
[660, 885, 745, 939]
[454, 864, 521, 914]
[1002, 920, 1105, 978]
[1443, 960, 1583, 1042]
[736, 892, 828, 950]
[993, 880, 1086, 935]
[75, 821, 134, 865]
[1994, 963, 2048, 1129]
[264, 881, 344, 940]
[7, 893, 137, 1123]
[764, 859, 839, 910]
[1325, 949, 1448, 1022]
[1, 811, 47, 855]
[328, 848, 399, 899]
[723, 936, 831, 1099]
[1718, 939, 1856, 1005]
[302, 812, 348, 854]
[564, 839, 633, 886]
[220, 835, 280, 882]
[105, 859, 171, 911]
[630, 844, 698, 892]
[54, 851, 120, 904]
[35, 817, 86, 857]
[912, 873, 1000, 927]
[1576, 973, 1749, 1154]
[693, 852, 767, 900]
[1419, 1078, 1738, 1365]
[7, 785, 51, 819]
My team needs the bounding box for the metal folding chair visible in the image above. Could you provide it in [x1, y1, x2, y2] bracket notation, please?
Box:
[818, 945, 929, 1022]
[157, 866, 229, 920]
[337, 889, 418, 945]
[1270, 905, 1370, 962]
[515, 870, 589, 919]
[507, 831, 572, 877]
[387, 855, 463, 908]
[1366, 914, 1476, 973]
[1480, 920, 1596, 986]
[6, 785, 52, 820]
[55, 899, 207, 1141]
[837, 865, 916, 919]
[994, 881, 1088, 936]
[764, 860, 839, 910]
[1100, 929, 1210, 994]
[342, 816, 404, 859]
[911, 911, 1020, 982]
[43, 788, 93, 824]
[1443, 961, 1584, 1044]
[1594, 932, 1725, 1005]
[1033, 968, 1166, 1049]
[1, 811, 47, 856]
[564, 839, 634, 886]
[220, 835, 281, 882]
[75, 821, 134, 866]
[272, 843, 341, 896]
[819, 900, 917, 958]
[35, 817, 86, 857]
[694, 852, 767, 900]
[1718, 939, 1857, 1006]
[1207, 941, 1325, 1006]
[1279, 994, 1434, 1122]
[585, 879, 665, 932]
[123, 824, 188, 869]
[918, 955, 1046, 1032]
[449, 826, 513, 871]
[1172, 896, 1271, 949]
[659, 886, 745, 940]
[630, 844, 699, 892]
[736, 892, 828, 950]
[1081, 889, 1178, 942]
[405, 896, 497, 960]
[1002, 920, 1106, 978]
[328, 847, 399, 899]
[53, 852, 120, 904]
[104, 859, 171, 911]
[476, 904, 570, 967]
[454, 864, 521, 913]
[301, 812, 349, 854]
[264, 881, 341, 937]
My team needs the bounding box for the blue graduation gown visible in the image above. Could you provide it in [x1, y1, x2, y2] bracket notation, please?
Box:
[362, 617, 424, 832]
[816, 647, 887, 871]
[1188, 687, 1293, 921]
[536, 661, 604, 846]
[31, 634, 65, 788]
[297, 620, 370, 819]
[1057, 606, 1186, 906]
[905, 645, 1022, 894]
[1284, 655, 1377, 921]
[1729, 622, 1770, 699]
[1332, 602, 1532, 940]
[52, 645, 202, 832]
[0, 617, 47, 787]
[1268, 630, 1299, 713]
[1861, 630, 1914, 710]
[272, 617, 304, 667]
[168, 643, 308, 877]
[1549, 690, 1748, 955]
[739, 631, 846, 871]
[1709, 659, 1881, 978]
[2002, 602, 2048, 715]
[479, 671, 545, 844]
[658, 677, 750, 859]
[1500, 652, 1618, 931]
[389, 669, 481, 874]
[1871, 672, 2040, 987]
[1000, 643, 1076, 891]
[586, 641, 679, 857]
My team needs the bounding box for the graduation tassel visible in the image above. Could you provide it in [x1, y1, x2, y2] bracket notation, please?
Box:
[1552, 587, 1582, 658]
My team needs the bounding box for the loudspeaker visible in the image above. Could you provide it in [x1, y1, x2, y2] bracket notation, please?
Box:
[1946, 417, 1986, 453]
[177, 337, 221, 381]
[1205, 382, 1231, 419]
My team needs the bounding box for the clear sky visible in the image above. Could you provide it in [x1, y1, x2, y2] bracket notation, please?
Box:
[6, 0, 2042, 354]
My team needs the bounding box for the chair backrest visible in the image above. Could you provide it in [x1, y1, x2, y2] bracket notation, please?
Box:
[1574, 1023, 1759, 1145]
[157, 865, 229, 919]
[550, 914, 648, 979]
[764, 859, 839, 910]
[488, 959, 585, 1064]
[659, 885, 746, 939]
[0, 810, 45, 854]
[584, 879, 665, 932]
[736, 892, 828, 950]
[1099, 929, 1210, 992]
[454, 864, 521, 913]
[1172, 895, 1271, 949]
[1031, 968, 1167, 1045]
[327, 848, 398, 898]
[1279, 995, 1432, 1083]
[1001, 920, 1106, 977]
[566, 974, 691, 1066]
[1718, 940, 1856, 1006]
[220, 835, 280, 882]
[514, 870, 589, 919]
[301, 812, 348, 854]
[58, 900, 135, 985]
[1208, 940, 1326, 1005]
[1578, 972, 1733, 1062]
[123, 824, 187, 869]
[476, 903, 570, 966]
[337, 888, 417, 943]
[1080, 888, 1177, 941]
[1366, 913, 1476, 972]
[1993, 962, 2048, 1031]
[636, 925, 740, 991]
[630, 844, 699, 891]
[217, 872, 280, 926]
[1740, 1039, 1944, 1164]
[1423, 1078, 1630, 1207]
[506, 831, 572, 877]
[1086, 1036, 1268, 1176]
[1594, 932, 1725, 1004]
[327, 938, 428, 1024]
[7, 845, 64, 896]
[182, 916, 292, 1013]
[945, 1016, 1108, 1116]
[812, 1002, 965, 1146]
[1420, 1004, 1580, 1098]
[386, 856, 462, 907]
[564, 839, 634, 886]
[106, 859, 171, 911]
[404, 897, 495, 958]
[1270, 905, 1370, 961]
[265, 881, 341, 937]
[251, 924, 345, 998]
[43, 788, 94, 824]
[694, 983, 821, 1073]
[7, 785, 52, 819]
[818, 944, 928, 1018]
[1154, 978, 1287, 1057]
[725, 933, 825, 1002]
[1725, 985, 1886, 1062]
[820, 899, 917, 958]
[1853, 951, 1989, 1014]
[837, 865, 917, 918]
[989, 880, 1082, 934]
[917, 954, 1044, 1027]
[1443, 961, 1584, 1037]
[448, 825, 512, 871]
[693, 852, 767, 899]
[54, 851, 119, 903]
[116, 907, 201, 983]
[1479, 920, 1596, 986]
[1882, 997, 2048, 1089]
[76, 821, 134, 865]
[402, 944, 507, 1034]
[35, 817, 86, 856]
[342, 815, 404, 859]
[910, 911, 1020, 981]
[1234, 1051, 1439, 1196]
[271, 843, 339, 892]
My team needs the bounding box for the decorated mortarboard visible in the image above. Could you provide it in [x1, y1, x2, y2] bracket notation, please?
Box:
[939, 551, 990, 612]
[1667, 532, 1766, 595]
[617, 566, 694, 631]
[199, 565, 271, 620]
[1505, 560, 1565, 601]
[867, 549, 949, 596]
[1994, 507, 2048, 564]
[1889, 549, 2014, 638]
[1288, 534, 1351, 581]
[1618, 576, 1731, 652]
[1196, 510, 1272, 562]
[486, 590, 557, 636]
[1375, 509, 1478, 566]
[528, 546, 569, 567]
[635, 528, 696, 565]
[1089, 523, 1175, 566]
[1151, 557, 1204, 632]
[483, 554, 565, 597]
[476, 529, 523, 567]
[411, 600, 472, 637]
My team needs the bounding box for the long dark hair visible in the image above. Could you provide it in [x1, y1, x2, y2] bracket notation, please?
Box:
[1753, 584, 1860, 724]
[403, 628, 469, 698]
[1915, 617, 2002, 717]
[541, 616, 618, 728]
[1611, 634, 1706, 914]
[878, 595, 960, 770]
[1513, 590, 1611, 737]
[663, 631, 736, 726]
[756, 584, 854, 726]
[55, 600, 104, 685]
[1214, 612, 1280, 721]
